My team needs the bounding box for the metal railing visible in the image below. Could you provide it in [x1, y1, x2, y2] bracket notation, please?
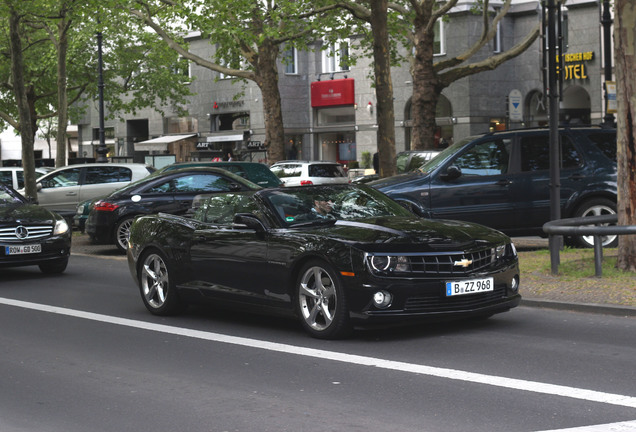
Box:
[543, 214, 636, 276]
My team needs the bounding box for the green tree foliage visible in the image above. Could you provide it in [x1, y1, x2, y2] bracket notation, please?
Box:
[0, 0, 192, 198]
[127, 0, 345, 163]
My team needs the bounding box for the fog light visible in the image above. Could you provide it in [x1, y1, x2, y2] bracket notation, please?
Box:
[511, 276, 519, 292]
[373, 291, 392, 309]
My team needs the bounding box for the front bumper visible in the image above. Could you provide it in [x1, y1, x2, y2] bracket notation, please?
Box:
[344, 262, 521, 325]
[0, 235, 71, 269]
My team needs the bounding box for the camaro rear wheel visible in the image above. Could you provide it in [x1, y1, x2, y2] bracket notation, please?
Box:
[296, 260, 351, 339]
[139, 250, 181, 315]
[115, 217, 135, 252]
[572, 198, 617, 248]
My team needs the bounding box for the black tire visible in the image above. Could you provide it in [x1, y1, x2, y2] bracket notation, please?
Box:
[114, 217, 135, 252]
[571, 198, 618, 248]
[296, 259, 351, 339]
[138, 249, 182, 316]
[38, 257, 69, 274]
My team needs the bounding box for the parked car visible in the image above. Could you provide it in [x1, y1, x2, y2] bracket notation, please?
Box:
[19, 163, 155, 221]
[155, 161, 283, 188]
[0, 167, 51, 190]
[126, 183, 521, 339]
[371, 126, 617, 248]
[269, 160, 349, 186]
[86, 166, 262, 252]
[0, 183, 71, 273]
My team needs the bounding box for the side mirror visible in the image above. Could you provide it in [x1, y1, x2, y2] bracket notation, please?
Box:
[36, 183, 43, 191]
[233, 213, 265, 232]
[440, 165, 462, 181]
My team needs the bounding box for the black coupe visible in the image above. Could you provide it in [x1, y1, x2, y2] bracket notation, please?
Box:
[0, 183, 71, 274]
[127, 184, 520, 338]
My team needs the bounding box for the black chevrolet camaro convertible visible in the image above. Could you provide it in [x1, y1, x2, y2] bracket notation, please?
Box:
[127, 184, 520, 338]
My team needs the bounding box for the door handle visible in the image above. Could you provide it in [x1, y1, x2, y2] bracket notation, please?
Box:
[495, 179, 512, 186]
[568, 174, 585, 181]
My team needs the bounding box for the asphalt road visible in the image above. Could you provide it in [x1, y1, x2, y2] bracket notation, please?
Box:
[1, 254, 635, 432]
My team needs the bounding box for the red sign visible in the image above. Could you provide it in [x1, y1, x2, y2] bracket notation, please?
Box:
[311, 78, 355, 107]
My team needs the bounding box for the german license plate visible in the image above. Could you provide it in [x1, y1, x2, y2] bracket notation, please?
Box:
[446, 277, 494, 296]
[5, 244, 42, 255]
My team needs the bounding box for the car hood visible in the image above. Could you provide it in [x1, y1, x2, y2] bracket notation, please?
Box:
[296, 216, 508, 252]
[368, 172, 424, 190]
[0, 203, 57, 225]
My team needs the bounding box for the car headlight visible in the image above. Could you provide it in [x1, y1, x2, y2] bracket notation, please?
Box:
[54, 219, 70, 235]
[491, 243, 516, 263]
[368, 255, 410, 274]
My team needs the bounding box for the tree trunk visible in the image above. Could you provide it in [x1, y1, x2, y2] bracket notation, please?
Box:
[56, 16, 70, 168]
[410, 13, 442, 150]
[9, 10, 38, 199]
[614, 0, 636, 271]
[370, 0, 396, 178]
[256, 40, 286, 163]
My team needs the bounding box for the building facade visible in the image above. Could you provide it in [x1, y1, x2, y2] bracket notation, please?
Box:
[73, 0, 611, 168]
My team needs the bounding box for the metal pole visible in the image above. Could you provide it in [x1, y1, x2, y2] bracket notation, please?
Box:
[601, 0, 614, 127]
[96, 28, 108, 162]
[546, 0, 562, 274]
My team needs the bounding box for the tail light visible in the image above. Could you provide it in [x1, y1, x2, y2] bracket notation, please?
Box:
[93, 200, 119, 212]
[300, 180, 313, 185]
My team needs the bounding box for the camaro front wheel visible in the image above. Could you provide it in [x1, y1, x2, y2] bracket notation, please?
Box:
[139, 250, 182, 315]
[296, 260, 351, 339]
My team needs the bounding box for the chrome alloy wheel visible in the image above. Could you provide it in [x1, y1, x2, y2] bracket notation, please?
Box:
[579, 203, 617, 247]
[140, 253, 170, 309]
[298, 266, 337, 331]
[115, 217, 135, 251]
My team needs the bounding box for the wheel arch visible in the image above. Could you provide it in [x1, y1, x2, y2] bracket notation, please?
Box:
[564, 191, 617, 218]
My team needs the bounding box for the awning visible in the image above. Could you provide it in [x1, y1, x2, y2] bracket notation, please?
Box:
[205, 132, 244, 143]
[136, 134, 197, 152]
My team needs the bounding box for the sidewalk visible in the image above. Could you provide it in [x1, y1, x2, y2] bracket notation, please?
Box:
[71, 233, 636, 317]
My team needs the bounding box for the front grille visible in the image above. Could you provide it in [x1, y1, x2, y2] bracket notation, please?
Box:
[405, 249, 493, 276]
[0, 225, 53, 242]
[404, 285, 507, 312]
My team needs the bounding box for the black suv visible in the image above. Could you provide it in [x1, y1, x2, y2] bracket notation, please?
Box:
[371, 126, 617, 248]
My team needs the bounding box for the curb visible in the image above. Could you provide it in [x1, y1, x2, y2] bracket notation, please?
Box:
[521, 298, 636, 317]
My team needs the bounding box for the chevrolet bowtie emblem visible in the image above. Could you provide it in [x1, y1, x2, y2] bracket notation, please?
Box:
[454, 259, 472, 268]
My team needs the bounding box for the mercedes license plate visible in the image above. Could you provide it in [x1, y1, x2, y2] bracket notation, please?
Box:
[446, 277, 494, 296]
[5, 244, 42, 255]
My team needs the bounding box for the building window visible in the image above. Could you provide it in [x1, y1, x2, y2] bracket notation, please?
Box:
[174, 57, 191, 81]
[493, 14, 502, 53]
[322, 40, 350, 73]
[434, 20, 445, 55]
[283, 47, 298, 74]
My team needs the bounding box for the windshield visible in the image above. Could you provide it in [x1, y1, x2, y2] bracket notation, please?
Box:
[263, 185, 413, 227]
[416, 136, 477, 174]
[0, 184, 26, 205]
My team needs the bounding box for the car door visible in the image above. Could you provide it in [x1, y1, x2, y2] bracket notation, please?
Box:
[513, 132, 587, 230]
[36, 167, 82, 212]
[428, 136, 518, 230]
[188, 194, 279, 305]
[80, 166, 132, 203]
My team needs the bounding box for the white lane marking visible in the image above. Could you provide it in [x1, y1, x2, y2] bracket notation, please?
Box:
[537, 420, 636, 431]
[2, 297, 636, 410]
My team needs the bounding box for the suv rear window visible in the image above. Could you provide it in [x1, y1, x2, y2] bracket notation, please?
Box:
[308, 164, 345, 177]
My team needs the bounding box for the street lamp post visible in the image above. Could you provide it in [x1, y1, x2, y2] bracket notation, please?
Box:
[96, 28, 108, 162]
[601, 0, 614, 127]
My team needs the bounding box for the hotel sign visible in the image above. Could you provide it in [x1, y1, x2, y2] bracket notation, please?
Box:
[557, 51, 594, 81]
